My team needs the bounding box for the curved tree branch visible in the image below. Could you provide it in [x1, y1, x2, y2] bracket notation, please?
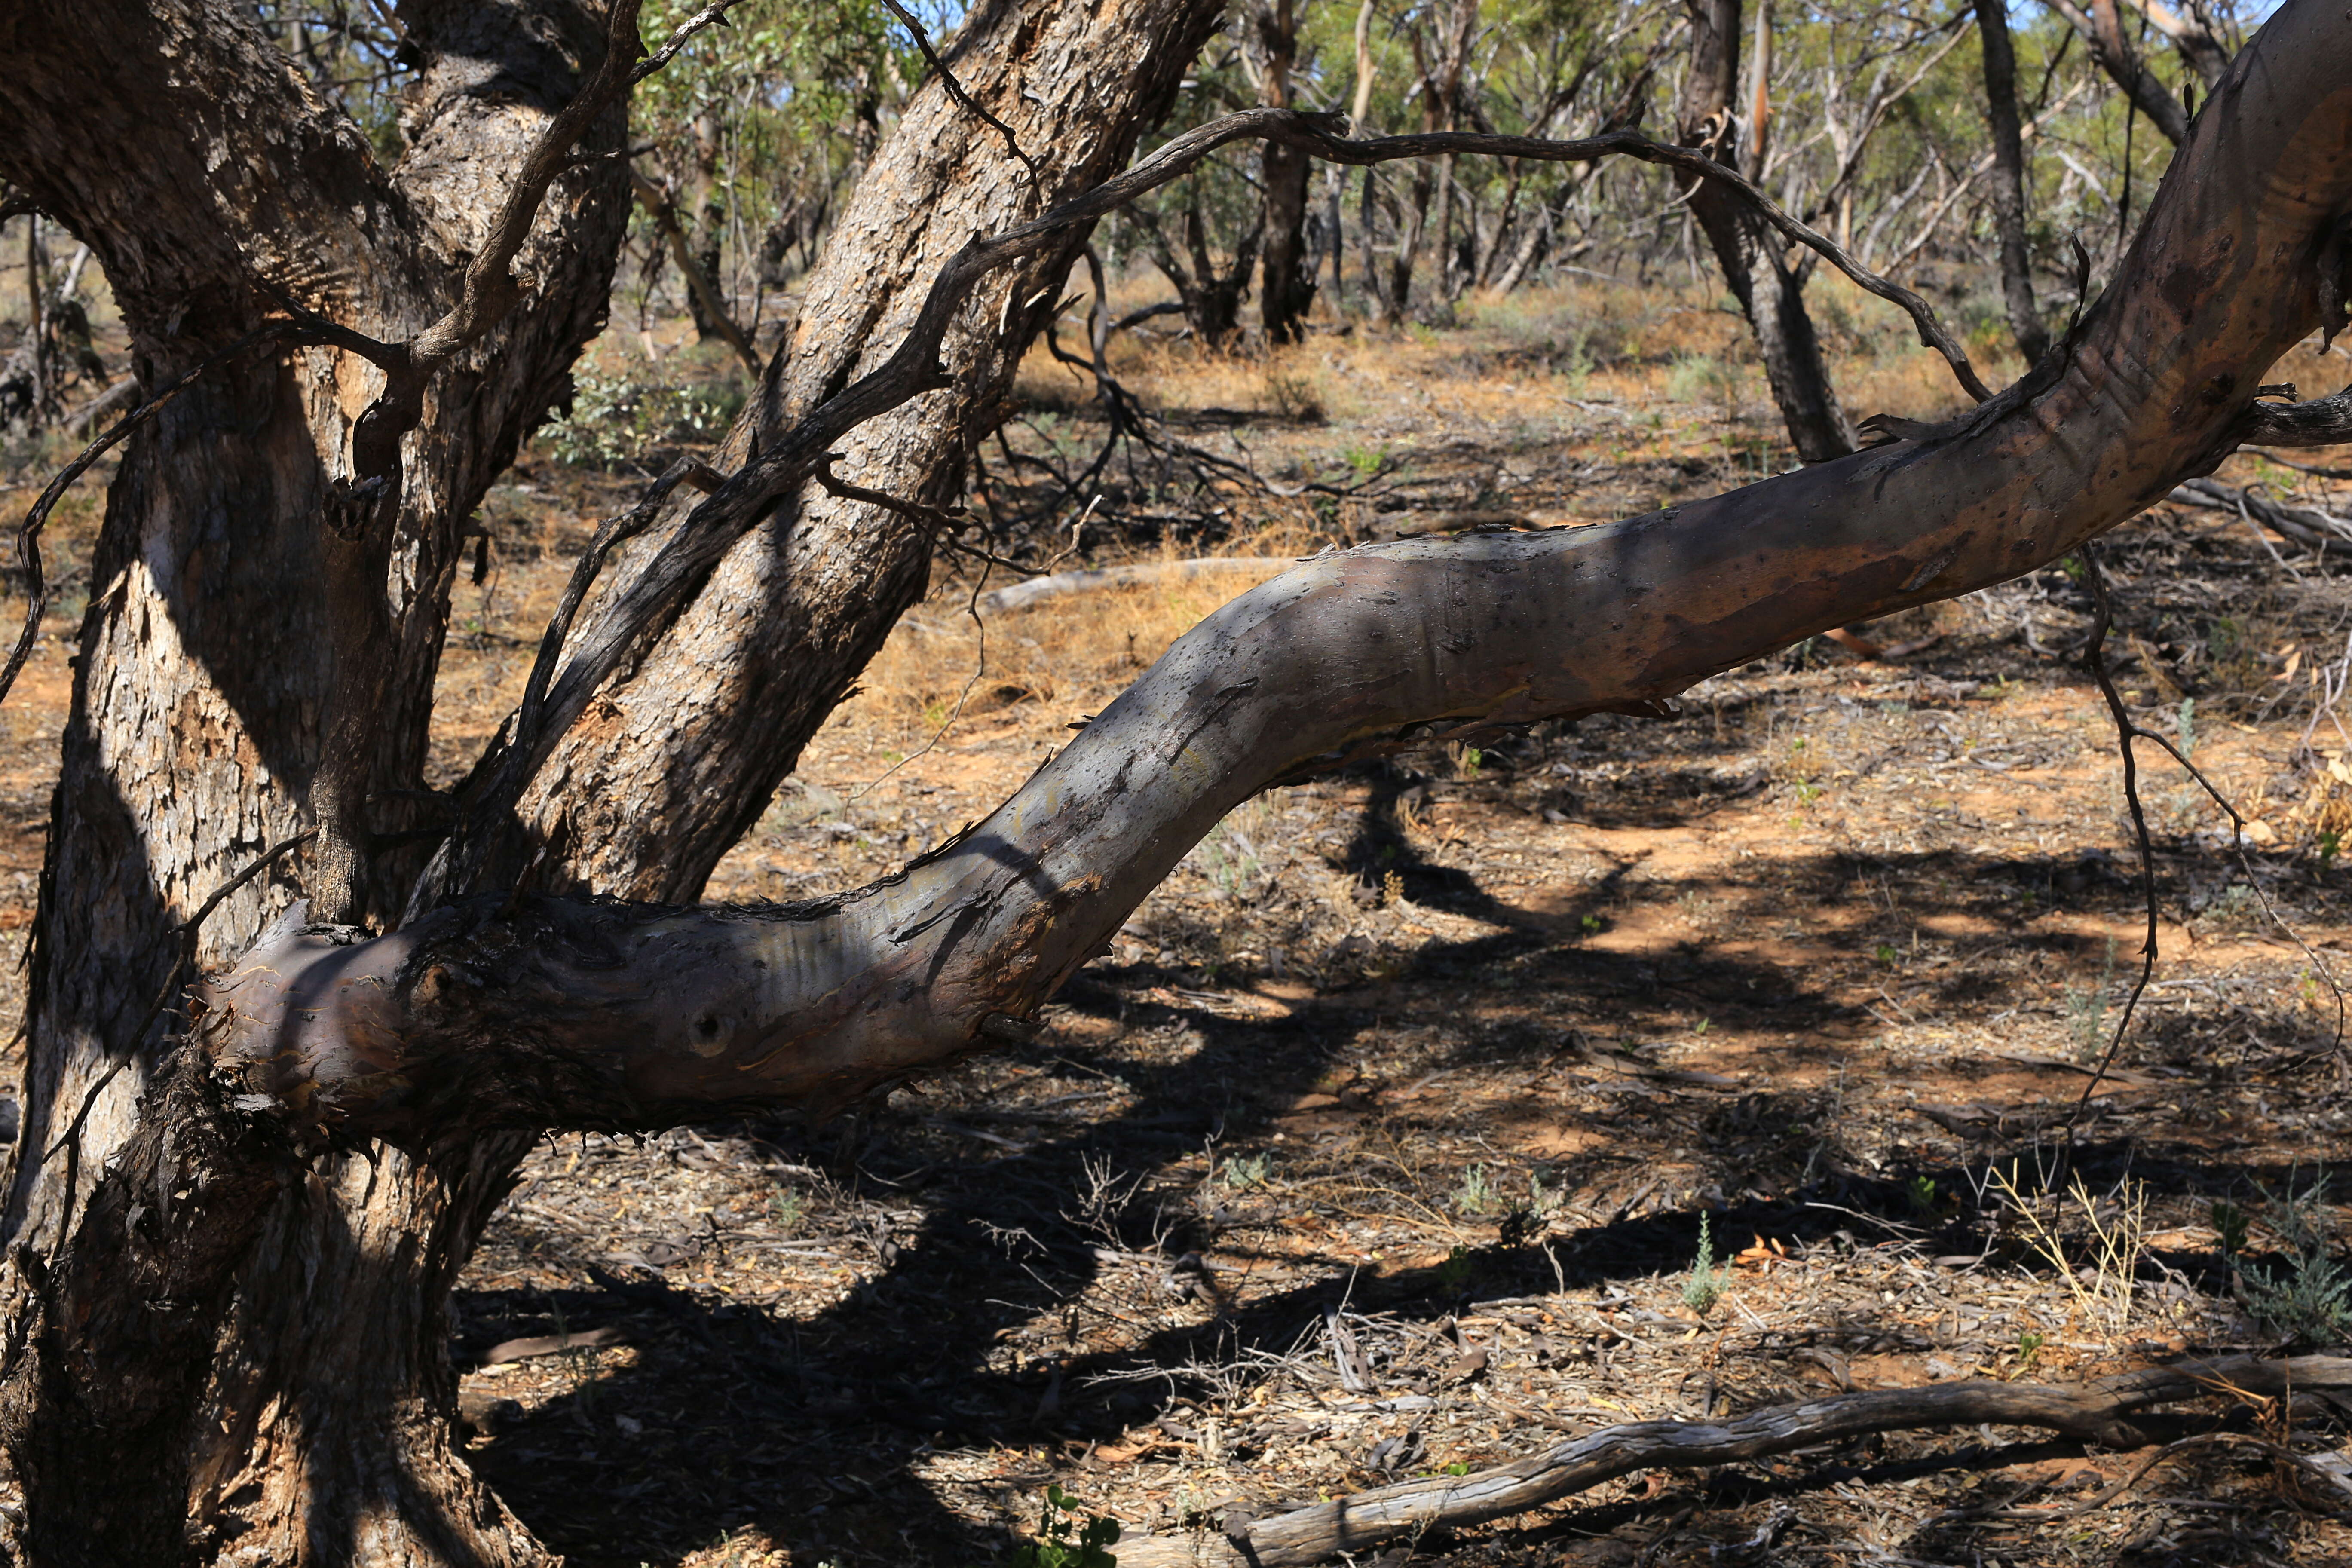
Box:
[11, 15, 2351, 1546]
[2241, 383, 2352, 447]
[231, 0, 2352, 1148]
[461, 103, 2002, 862]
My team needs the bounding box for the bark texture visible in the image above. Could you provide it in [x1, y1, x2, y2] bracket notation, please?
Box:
[0, 0, 626, 1245]
[1678, 0, 1858, 462]
[1254, 0, 1318, 342]
[0, 1, 1229, 1561]
[2051, 0, 2193, 144]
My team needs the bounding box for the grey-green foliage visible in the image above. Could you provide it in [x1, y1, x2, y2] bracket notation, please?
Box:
[2061, 938, 2119, 1062]
[1188, 797, 1270, 901]
[1682, 1212, 1723, 1315]
[1455, 1163, 1502, 1216]
[2233, 1173, 2352, 1346]
[539, 367, 745, 468]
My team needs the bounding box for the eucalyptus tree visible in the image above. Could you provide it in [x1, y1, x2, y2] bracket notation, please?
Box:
[0, 3, 2347, 1567]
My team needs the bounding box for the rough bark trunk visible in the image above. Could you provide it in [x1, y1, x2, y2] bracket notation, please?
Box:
[1678, 0, 1857, 462]
[1975, 0, 2049, 364]
[8, 0, 2346, 1557]
[0, 1, 628, 1559]
[36, 0, 1216, 1560]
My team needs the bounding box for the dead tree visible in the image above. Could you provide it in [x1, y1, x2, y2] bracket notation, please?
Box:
[2, 0, 2349, 1562]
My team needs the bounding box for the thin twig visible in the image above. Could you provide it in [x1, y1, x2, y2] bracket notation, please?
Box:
[809, 457, 1038, 576]
[874, 0, 1042, 190]
[2069, 545, 2348, 1120]
[849, 555, 996, 802]
[629, 0, 750, 85]
[513, 458, 724, 758]
[2067, 543, 2160, 1136]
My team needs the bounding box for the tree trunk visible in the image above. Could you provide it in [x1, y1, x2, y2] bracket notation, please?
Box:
[199, 0, 2352, 1153]
[2049, 0, 2192, 144]
[0, 1, 629, 1559]
[7, 0, 2347, 1556]
[1256, 0, 1318, 342]
[1975, 0, 2049, 364]
[1678, 0, 1857, 462]
[430, 0, 1225, 908]
[1136, 198, 1263, 349]
[9, 0, 1226, 1560]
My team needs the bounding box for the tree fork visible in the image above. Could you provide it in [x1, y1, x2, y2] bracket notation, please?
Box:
[206, 0, 2352, 1144]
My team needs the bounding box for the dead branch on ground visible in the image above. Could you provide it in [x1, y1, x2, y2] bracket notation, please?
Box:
[1113, 1355, 2352, 1566]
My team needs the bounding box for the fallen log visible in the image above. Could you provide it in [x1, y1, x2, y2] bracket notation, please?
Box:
[1111, 1354, 2352, 1567]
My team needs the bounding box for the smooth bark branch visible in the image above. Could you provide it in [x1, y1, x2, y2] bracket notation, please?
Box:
[208, 0, 2352, 1143]
[1108, 1355, 2352, 1567]
[2122, 0, 2233, 88]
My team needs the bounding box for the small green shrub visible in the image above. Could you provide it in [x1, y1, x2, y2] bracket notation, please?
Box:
[2235, 1172, 2352, 1346]
[538, 365, 743, 467]
[995, 1486, 1119, 1568]
[1455, 1164, 1502, 1216]
[1683, 1213, 1724, 1315]
[1218, 1152, 1273, 1191]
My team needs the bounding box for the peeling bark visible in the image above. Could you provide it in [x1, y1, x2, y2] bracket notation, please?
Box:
[0, 2, 629, 1558]
[3, 0, 2348, 1559]
[429, 0, 1228, 906]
